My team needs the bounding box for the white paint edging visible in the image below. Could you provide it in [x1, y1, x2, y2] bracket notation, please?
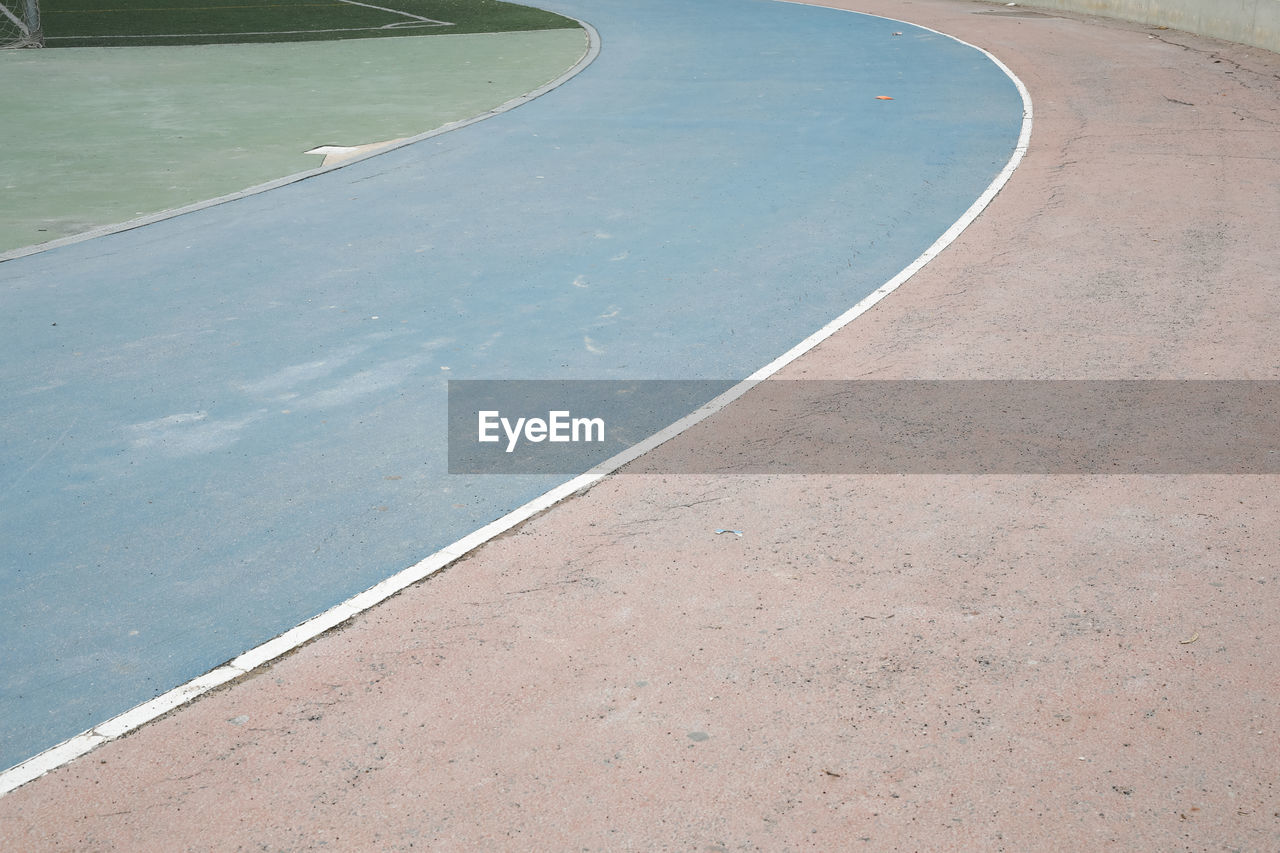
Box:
[0, 7, 1032, 797]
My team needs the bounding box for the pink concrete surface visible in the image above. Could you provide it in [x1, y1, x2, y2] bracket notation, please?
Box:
[2, 1, 1278, 849]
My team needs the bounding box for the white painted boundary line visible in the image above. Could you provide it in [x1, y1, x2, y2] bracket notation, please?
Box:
[46, 24, 452, 41]
[333, 0, 453, 26]
[0, 7, 1032, 797]
[0, 22, 600, 264]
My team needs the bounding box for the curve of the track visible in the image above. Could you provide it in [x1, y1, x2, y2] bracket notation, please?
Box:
[0, 0, 1023, 770]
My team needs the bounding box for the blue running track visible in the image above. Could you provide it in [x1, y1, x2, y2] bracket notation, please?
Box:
[0, 0, 1024, 770]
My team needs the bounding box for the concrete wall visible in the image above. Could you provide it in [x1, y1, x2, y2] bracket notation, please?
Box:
[1020, 0, 1280, 54]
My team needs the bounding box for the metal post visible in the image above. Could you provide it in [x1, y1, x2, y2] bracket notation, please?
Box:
[21, 0, 40, 46]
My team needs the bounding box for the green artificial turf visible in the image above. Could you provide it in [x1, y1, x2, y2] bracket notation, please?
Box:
[0, 28, 588, 252]
[40, 0, 578, 47]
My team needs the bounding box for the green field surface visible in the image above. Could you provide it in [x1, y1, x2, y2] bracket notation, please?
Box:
[40, 0, 578, 46]
[0, 28, 588, 253]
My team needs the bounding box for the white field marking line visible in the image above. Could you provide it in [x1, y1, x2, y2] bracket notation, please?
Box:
[0, 22, 598, 264]
[332, 0, 452, 26]
[0, 6, 1032, 796]
[48, 23, 449, 40]
[43, 0, 454, 38]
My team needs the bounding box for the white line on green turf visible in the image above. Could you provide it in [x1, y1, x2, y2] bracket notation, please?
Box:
[333, 0, 453, 26]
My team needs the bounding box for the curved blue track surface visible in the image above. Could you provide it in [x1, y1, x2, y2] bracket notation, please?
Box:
[0, 0, 1023, 769]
